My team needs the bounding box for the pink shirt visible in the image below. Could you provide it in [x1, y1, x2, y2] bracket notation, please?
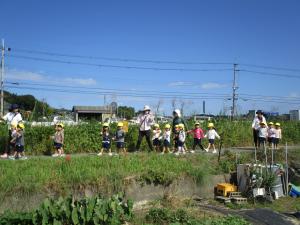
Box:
[188, 128, 204, 139]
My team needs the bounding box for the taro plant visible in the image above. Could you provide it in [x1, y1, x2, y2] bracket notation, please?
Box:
[0, 194, 133, 225]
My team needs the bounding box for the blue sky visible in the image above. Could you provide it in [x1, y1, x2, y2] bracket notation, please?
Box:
[1, 0, 300, 115]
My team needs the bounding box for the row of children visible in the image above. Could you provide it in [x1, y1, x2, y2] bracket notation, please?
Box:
[258, 121, 282, 150]
[4, 121, 65, 159]
[98, 121, 221, 156]
[153, 122, 221, 155]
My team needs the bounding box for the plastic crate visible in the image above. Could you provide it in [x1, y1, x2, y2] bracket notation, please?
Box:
[216, 183, 237, 197]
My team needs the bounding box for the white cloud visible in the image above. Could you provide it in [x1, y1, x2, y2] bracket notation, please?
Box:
[5, 69, 97, 86]
[200, 82, 227, 89]
[63, 78, 97, 86]
[289, 92, 299, 98]
[168, 81, 193, 87]
[6, 69, 45, 81]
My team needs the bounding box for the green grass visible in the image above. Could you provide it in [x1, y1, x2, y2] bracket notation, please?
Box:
[0, 153, 213, 200]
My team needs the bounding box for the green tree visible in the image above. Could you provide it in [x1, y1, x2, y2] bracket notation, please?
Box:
[117, 106, 135, 120]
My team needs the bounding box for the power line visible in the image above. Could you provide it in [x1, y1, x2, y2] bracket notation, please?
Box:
[5, 81, 230, 97]
[8, 54, 300, 79]
[5, 83, 300, 105]
[239, 69, 300, 79]
[12, 48, 300, 73]
[6, 81, 300, 103]
[8, 54, 232, 72]
[6, 85, 300, 105]
[12, 48, 233, 65]
[5, 85, 231, 100]
[240, 63, 300, 72]
[240, 93, 300, 101]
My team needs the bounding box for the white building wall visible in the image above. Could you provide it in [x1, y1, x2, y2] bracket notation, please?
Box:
[290, 110, 300, 121]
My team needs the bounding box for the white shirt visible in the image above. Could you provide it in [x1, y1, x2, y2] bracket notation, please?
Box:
[3, 112, 23, 129]
[205, 129, 220, 140]
[179, 130, 186, 142]
[152, 129, 162, 140]
[137, 113, 154, 131]
[258, 127, 268, 138]
[163, 130, 171, 142]
[274, 128, 282, 139]
[268, 127, 276, 138]
[252, 116, 267, 130]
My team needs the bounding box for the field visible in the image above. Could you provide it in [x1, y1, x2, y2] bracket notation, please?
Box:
[1, 120, 300, 224]
[0, 152, 257, 224]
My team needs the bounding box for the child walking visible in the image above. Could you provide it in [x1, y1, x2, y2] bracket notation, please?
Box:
[161, 124, 171, 154]
[187, 122, 205, 153]
[172, 124, 179, 153]
[52, 123, 65, 157]
[258, 122, 268, 148]
[274, 122, 282, 150]
[267, 122, 276, 148]
[114, 122, 126, 154]
[204, 123, 220, 154]
[152, 124, 162, 152]
[10, 123, 27, 160]
[175, 123, 186, 155]
[98, 123, 112, 156]
[8, 122, 17, 160]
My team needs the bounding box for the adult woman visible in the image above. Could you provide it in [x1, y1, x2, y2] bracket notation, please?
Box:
[251, 110, 267, 149]
[172, 109, 188, 151]
[172, 109, 187, 132]
[135, 105, 154, 152]
[1, 104, 23, 158]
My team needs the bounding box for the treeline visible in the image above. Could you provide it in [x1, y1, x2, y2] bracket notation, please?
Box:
[4, 91, 54, 120]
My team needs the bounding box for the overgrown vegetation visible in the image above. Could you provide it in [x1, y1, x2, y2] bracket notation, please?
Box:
[0, 194, 133, 225]
[145, 207, 250, 225]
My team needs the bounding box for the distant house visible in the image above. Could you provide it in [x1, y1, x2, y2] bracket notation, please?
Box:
[72, 105, 116, 122]
[290, 110, 300, 121]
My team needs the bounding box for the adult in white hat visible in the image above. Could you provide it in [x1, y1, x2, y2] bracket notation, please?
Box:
[135, 105, 154, 152]
[251, 110, 267, 149]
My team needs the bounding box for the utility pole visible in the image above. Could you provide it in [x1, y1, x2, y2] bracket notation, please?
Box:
[231, 63, 238, 120]
[0, 39, 10, 117]
[1, 39, 5, 117]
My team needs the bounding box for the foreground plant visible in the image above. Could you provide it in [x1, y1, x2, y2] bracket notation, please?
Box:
[0, 193, 133, 225]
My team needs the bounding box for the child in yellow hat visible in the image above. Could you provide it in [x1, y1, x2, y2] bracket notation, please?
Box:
[113, 122, 126, 154]
[175, 123, 186, 155]
[204, 123, 220, 154]
[258, 122, 268, 148]
[51, 123, 65, 157]
[161, 124, 171, 154]
[98, 123, 112, 156]
[8, 122, 17, 159]
[267, 122, 276, 149]
[10, 123, 27, 160]
[152, 124, 162, 152]
[187, 122, 205, 153]
[274, 123, 282, 150]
